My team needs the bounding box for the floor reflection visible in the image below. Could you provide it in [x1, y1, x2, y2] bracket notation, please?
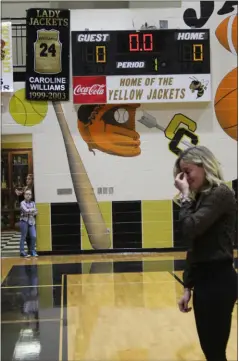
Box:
[2, 321, 61, 361]
[1, 265, 62, 361]
[1, 257, 237, 361]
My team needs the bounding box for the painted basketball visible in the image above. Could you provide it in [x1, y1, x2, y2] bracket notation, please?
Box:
[215, 14, 238, 54]
[214, 68, 237, 141]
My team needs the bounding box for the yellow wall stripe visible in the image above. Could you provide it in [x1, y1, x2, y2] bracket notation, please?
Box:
[36, 203, 52, 251]
[142, 200, 173, 248]
[2, 142, 32, 149]
[2, 134, 32, 149]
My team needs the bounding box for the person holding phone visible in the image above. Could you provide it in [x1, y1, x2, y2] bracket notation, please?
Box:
[174, 146, 237, 361]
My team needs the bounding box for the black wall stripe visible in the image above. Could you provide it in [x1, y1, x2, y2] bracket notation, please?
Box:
[112, 201, 142, 249]
[51, 203, 81, 251]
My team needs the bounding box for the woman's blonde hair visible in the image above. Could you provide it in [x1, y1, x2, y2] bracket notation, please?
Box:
[173, 146, 230, 202]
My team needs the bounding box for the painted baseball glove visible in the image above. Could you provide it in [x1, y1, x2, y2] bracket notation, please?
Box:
[77, 104, 141, 157]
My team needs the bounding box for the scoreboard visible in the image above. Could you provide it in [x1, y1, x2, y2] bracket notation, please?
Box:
[25, 19, 212, 104]
[71, 29, 210, 76]
[71, 29, 211, 104]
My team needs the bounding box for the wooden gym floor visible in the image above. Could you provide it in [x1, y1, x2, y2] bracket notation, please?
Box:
[1, 252, 238, 361]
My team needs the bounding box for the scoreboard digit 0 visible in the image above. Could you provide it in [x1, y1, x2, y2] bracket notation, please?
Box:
[71, 29, 210, 76]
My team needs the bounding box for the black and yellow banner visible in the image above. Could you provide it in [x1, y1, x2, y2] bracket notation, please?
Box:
[26, 8, 70, 101]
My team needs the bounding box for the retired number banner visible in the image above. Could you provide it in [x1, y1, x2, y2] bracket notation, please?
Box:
[1, 22, 14, 92]
[26, 8, 70, 101]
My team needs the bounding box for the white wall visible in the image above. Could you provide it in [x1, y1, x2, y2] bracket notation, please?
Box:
[2, 3, 237, 204]
[54, 1, 181, 9]
[2, 2, 50, 18]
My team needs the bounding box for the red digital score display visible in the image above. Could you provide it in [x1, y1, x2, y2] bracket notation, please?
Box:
[72, 30, 211, 76]
[129, 33, 153, 52]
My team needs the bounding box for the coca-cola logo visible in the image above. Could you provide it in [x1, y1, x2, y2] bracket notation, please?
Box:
[74, 84, 106, 96]
[73, 76, 107, 104]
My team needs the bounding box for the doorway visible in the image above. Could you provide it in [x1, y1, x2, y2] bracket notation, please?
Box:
[1, 134, 33, 255]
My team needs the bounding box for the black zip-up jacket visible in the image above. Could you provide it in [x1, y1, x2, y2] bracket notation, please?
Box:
[179, 184, 237, 288]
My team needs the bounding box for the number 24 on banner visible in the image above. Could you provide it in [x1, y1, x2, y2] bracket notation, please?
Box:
[34, 30, 62, 74]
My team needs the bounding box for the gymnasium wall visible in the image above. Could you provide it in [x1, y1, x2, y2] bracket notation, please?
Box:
[1, 2, 238, 253]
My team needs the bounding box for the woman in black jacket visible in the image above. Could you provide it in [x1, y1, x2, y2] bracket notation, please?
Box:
[174, 146, 237, 361]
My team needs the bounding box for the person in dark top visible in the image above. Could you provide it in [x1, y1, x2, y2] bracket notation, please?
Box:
[15, 174, 35, 254]
[174, 145, 237, 361]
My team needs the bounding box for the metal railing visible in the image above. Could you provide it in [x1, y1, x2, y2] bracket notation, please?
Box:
[2, 18, 26, 70]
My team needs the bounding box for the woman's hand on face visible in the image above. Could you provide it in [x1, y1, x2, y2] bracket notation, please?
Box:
[174, 172, 189, 195]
